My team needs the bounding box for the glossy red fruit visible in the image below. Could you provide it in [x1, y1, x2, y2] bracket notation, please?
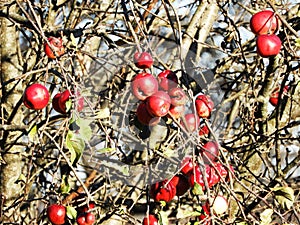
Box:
[44, 37, 65, 59]
[23, 83, 50, 110]
[256, 34, 281, 57]
[269, 85, 289, 106]
[195, 94, 214, 118]
[78, 202, 95, 213]
[200, 141, 219, 163]
[180, 156, 195, 175]
[136, 102, 161, 126]
[157, 70, 178, 91]
[77, 212, 95, 225]
[131, 72, 159, 100]
[168, 87, 187, 106]
[47, 204, 66, 225]
[168, 104, 185, 119]
[146, 91, 171, 117]
[52, 93, 65, 114]
[58, 90, 71, 113]
[134, 52, 153, 69]
[199, 204, 211, 225]
[142, 214, 159, 225]
[189, 163, 228, 189]
[250, 10, 280, 35]
[150, 179, 176, 202]
[181, 113, 200, 132]
[170, 174, 190, 196]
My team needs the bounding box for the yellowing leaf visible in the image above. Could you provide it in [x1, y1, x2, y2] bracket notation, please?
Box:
[192, 182, 204, 195]
[271, 186, 294, 209]
[66, 206, 77, 220]
[296, 38, 300, 48]
[28, 125, 37, 142]
[158, 210, 169, 225]
[65, 131, 85, 165]
[260, 208, 273, 225]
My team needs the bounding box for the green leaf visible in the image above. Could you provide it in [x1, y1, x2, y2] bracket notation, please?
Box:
[65, 99, 72, 112]
[75, 118, 93, 141]
[158, 211, 169, 225]
[66, 206, 77, 220]
[97, 148, 115, 154]
[260, 208, 273, 225]
[28, 125, 37, 142]
[192, 182, 204, 195]
[271, 186, 294, 209]
[296, 38, 300, 48]
[60, 175, 71, 194]
[65, 131, 85, 165]
[176, 207, 201, 219]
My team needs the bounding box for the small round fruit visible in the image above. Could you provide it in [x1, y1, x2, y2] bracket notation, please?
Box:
[168, 87, 187, 106]
[250, 10, 280, 35]
[131, 72, 159, 100]
[44, 37, 65, 59]
[23, 83, 50, 110]
[199, 124, 210, 136]
[136, 102, 161, 126]
[146, 91, 171, 117]
[168, 104, 185, 119]
[211, 195, 228, 215]
[200, 141, 219, 163]
[47, 204, 66, 225]
[157, 70, 178, 91]
[77, 212, 96, 225]
[181, 113, 200, 132]
[134, 51, 153, 69]
[195, 94, 214, 118]
[269, 85, 289, 106]
[142, 214, 159, 225]
[52, 93, 65, 114]
[256, 34, 281, 58]
[150, 179, 176, 202]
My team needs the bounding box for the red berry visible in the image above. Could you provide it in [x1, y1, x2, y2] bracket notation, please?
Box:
[181, 113, 200, 132]
[146, 91, 171, 117]
[168, 104, 185, 119]
[168, 87, 187, 106]
[200, 141, 219, 164]
[195, 94, 214, 118]
[170, 174, 190, 196]
[131, 72, 159, 100]
[180, 156, 195, 175]
[136, 102, 161, 126]
[157, 70, 178, 91]
[77, 212, 95, 225]
[269, 85, 289, 106]
[44, 37, 65, 59]
[47, 204, 66, 225]
[150, 179, 176, 202]
[256, 34, 281, 58]
[250, 10, 280, 35]
[23, 83, 50, 110]
[134, 52, 153, 69]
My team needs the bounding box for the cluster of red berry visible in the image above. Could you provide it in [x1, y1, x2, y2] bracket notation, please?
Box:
[250, 10, 282, 57]
[132, 51, 233, 224]
[47, 202, 95, 225]
[22, 37, 84, 114]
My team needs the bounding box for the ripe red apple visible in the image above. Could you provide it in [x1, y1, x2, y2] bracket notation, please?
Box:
[168, 104, 185, 119]
[47, 204, 66, 225]
[180, 156, 195, 175]
[168, 87, 187, 106]
[23, 83, 50, 110]
[211, 195, 228, 215]
[142, 214, 159, 225]
[157, 70, 178, 91]
[134, 51, 153, 69]
[52, 93, 65, 114]
[170, 174, 190, 196]
[256, 34, 281, 57]
[181, 113, 200, 132]
[150, 179, 177, 202]
[136, 102, 161, 126]
[200, 141, 219, 163]
[269, 85, 289, 106]
[77, 212, 95, 225]
[44, 37, 65, 59]
[250, 10, 280, 35]
[131, 72, 159, 100]
[146, 91, 171, 117]
[195, 94, 214, 118]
